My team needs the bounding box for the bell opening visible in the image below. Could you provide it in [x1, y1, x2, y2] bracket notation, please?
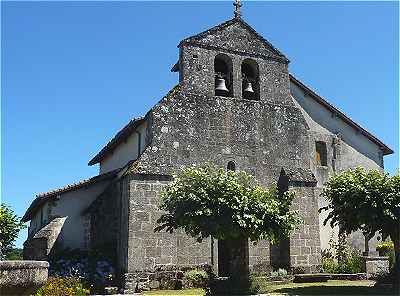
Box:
[241, 59, 259, 100]
[214, 54, 233, 97]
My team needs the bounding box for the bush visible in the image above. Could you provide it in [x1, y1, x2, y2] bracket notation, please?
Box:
[184, 269, 209, 288]
[270, 268, 288, 277]
[376, 241, 395, 270]
[33, 277, 89, 296]
[376, 241, 394, 254]
[4, 248, 23, 260]
[48, 246, 115, 293]
[321, 235, 363, 274]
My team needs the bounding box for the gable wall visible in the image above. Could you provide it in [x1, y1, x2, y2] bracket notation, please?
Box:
[290, 82, 384, 252]
[133, 42, 322, 273]
[100, 122, 147, 174]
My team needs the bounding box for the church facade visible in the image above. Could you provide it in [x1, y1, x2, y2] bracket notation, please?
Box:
[22, 8, 392, 293]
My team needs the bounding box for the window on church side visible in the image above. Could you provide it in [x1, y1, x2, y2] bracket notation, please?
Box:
[241, 59, 260, 100]
[227, 161, 236, 171]
[315, 141, 327, 166]
[214, 54, 233, 97]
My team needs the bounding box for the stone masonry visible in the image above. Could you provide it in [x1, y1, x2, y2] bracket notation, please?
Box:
[114, 17, 322, 291]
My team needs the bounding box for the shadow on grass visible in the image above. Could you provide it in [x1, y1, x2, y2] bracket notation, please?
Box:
[273, 286, 397, 296]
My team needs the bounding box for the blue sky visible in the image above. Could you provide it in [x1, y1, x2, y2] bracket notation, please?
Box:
[2, 1, 398, 247]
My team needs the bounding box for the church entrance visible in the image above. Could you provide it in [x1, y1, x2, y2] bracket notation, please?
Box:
[218, 237, 249, 277]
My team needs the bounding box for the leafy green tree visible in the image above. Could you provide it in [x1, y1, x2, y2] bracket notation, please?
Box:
[155, 164, 300, 277]
[321, 168, 400, 283]
[5, 248, 23, 260]
[0, 203, 26, 258]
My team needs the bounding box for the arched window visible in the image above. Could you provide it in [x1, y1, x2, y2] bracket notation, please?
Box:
[214, 54, 233, 97]
[227, 161, 236, 172]
[241, 59, 260, 100]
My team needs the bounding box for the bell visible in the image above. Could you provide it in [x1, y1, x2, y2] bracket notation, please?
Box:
[215, 77, 229, 92]
[244, 81, 254, 93]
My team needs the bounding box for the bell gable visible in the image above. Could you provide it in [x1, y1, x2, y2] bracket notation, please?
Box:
[180, 18, 289, 63]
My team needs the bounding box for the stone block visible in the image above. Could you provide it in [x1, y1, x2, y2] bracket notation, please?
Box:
[149, 280, 160, 289]
[145, 247, 161, 258]
[136, 183, 151, 191]
[363, 256, 389, 278]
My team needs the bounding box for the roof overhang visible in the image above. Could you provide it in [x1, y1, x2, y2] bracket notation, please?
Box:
[22, 169, 119, 222]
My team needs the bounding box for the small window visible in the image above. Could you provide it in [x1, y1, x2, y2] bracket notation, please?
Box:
[316, 141, 327, 166]
[227, 161, 236, 171]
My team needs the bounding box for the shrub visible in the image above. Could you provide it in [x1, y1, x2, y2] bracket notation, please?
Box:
[321, 235, 363, 274]
[33, 277, 89, 296]
[48, 246, 115, 293]
[270, 268, 288, 277]
[376, 241, 395, 270]
[4, 248, 23, 260]
[376, 241, 394, 254]
[184, 269, 209, 288]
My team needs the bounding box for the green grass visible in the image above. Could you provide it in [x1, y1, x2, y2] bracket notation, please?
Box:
[142, 280, 396, 295]
[264, 280, 396, 295]
[143, 288, 205, 295]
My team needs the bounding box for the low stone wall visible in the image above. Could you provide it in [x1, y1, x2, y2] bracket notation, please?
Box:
[122, 264, 212, 293]
[328, 273, 367, 281]
[0, 260, 49, 296]
[362, 256, 389, 278]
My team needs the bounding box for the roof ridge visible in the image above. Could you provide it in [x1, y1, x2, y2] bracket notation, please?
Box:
[22, 169, 120, 222]
[36, 169, 120, 198]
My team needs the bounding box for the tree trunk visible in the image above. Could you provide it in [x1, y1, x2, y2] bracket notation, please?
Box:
[390, 232, 400, 292]
[227, 236, 249, 279]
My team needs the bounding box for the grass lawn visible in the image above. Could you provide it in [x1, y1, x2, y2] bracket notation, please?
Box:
[143, 288, 204, 295]
[142, 280, 396, 295]
[265, 280, 395, 295]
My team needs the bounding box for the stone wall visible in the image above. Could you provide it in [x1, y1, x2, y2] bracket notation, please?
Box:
[90, 182, 120, 250]
[289, 184, 321, 273]
[116, 18, 323, 287]
[119, 174, 212, 293]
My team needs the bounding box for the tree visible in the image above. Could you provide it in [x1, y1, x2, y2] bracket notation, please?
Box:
[320, 168, 400, 284]
[155, 164, 300, 277]
[0, 203, 26, 258]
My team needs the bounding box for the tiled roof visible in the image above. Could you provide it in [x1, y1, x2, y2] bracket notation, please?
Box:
[289, 74, 393, 155]
[22, 169, 119, 222]
[88, 117, 145, 166]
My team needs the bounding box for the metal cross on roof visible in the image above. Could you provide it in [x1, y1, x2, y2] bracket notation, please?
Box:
[233, 0, 242, 18]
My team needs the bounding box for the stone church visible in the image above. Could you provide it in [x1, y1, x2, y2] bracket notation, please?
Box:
[23, 2, 392, 292]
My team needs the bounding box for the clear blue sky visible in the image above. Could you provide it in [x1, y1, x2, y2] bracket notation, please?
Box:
[2, 1, 398, 247]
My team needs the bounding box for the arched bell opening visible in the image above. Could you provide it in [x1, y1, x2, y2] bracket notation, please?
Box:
[241, 59, 260, 100]
[214, 54, 233, 97]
